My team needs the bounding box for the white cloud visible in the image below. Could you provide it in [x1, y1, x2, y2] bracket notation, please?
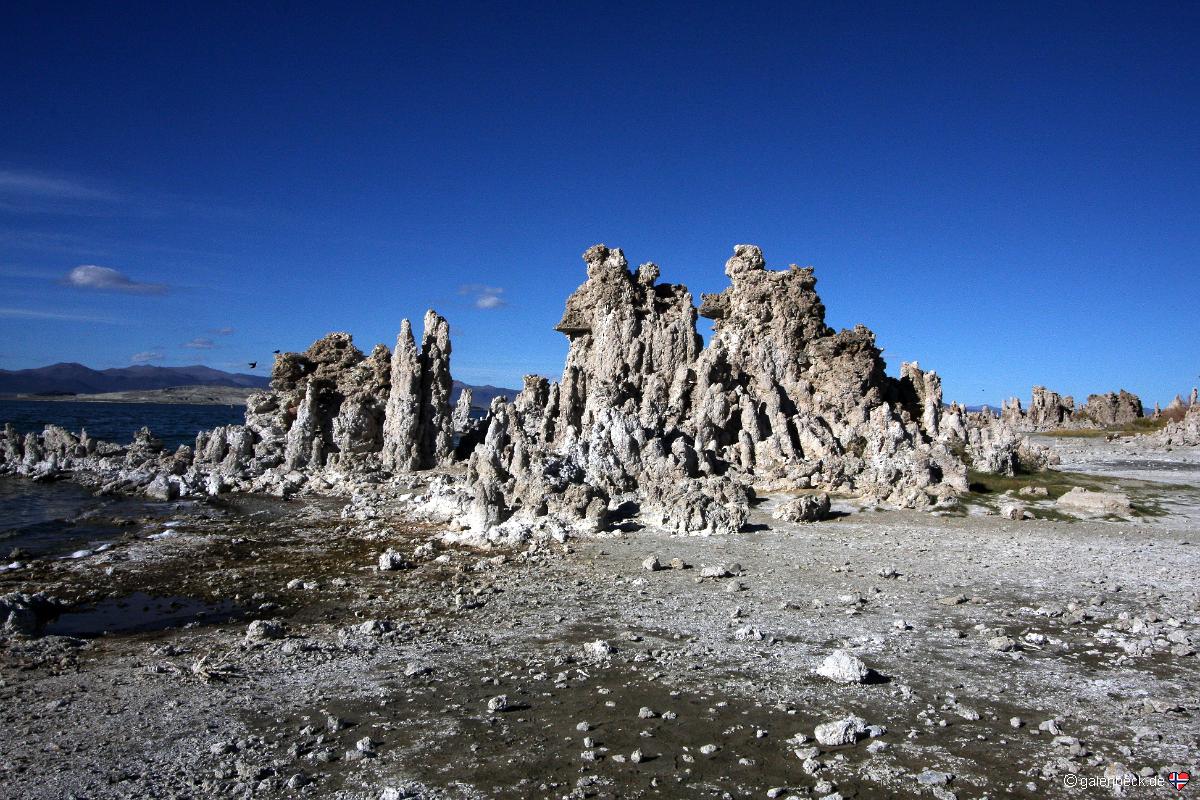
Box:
[0, 169, 115, 201]
[211, 326, 235, 335]
[184, 337, 215, 349]
[0, 265, 61, 280]
[130, 350, 164, 364]
[459, 283, 507, 309]
[0, 306, 120, 324]
[64, 265, 167, 295]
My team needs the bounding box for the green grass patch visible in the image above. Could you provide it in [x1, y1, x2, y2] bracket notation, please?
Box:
[965, 468, 1105, 500]
[1130, 500, 1169, 518]
[1045, 417, 1168, 439]
[1029, 508, 1077, 523]
[1045, 428, 1107, 438]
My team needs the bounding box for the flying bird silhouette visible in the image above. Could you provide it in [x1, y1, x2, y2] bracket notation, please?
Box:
[248, 362, 257, 369]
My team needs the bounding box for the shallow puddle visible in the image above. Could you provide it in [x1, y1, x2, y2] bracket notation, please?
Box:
[43, 591, 245, 637]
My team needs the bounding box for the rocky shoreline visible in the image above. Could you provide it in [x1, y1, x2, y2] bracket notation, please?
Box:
[0, 442, 1197, 799]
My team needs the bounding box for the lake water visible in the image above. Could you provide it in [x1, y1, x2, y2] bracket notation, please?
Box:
[0, 477, 178, 559]
[0, 400, 244, 559]
[0, 399, 244, 450]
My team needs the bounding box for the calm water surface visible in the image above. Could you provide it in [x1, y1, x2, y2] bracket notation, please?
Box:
[0, 398, 243, 450]
[0, 400, 242, 558]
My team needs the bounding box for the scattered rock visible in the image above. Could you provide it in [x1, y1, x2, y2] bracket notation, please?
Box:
[245, 620, 285, 641]
[815, 650, 872, 684]
[1056, 487, 1131, 515]
[773, 493, 832, 523]
[377, 549, 410, 571]
[814, 716, 868, 747]
[988, 636, 1018, 652]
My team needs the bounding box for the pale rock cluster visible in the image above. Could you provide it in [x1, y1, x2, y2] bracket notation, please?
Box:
[456, 244, 969, 538]
[958, 410, 1060, 477]
[999, 386, 1144, 432]
[1144, 403, 1200, 448]
[0, 313, 457, 499]
[1078, 390, 1144, 427]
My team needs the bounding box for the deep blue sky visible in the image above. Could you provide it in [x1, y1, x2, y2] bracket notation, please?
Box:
[1, 2, 1196, 407]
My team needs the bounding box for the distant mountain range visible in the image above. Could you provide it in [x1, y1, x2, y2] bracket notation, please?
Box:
[0, 363, 518, 409]
[0, 363, 270, 395]
[452, 380, 517, 409]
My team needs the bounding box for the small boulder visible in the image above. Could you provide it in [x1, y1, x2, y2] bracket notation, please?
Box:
[997, 500, 1028, 520]
[246, 619, 285, 641]
[146, 474, 179, 502]
[773, 493, 832, 523]
[1056, 487, 1131, 515]
[815, 650, 871, 684]
[988, 635, 1018, 652]
[814, 715, 868, 747]
[582, 639, 614, 659]
[377, 549, 409, 571]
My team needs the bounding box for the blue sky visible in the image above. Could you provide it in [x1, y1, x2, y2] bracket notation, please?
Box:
[1, 2, 1196, 407]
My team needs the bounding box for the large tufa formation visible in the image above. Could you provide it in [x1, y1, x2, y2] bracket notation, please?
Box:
[191, 311, 454, 494]
[1028, 387, 1075, 429]
[1147, 404, 1200, 447]
[1000, 387, 1075, 431]
[5, 244, 1073, 529]
[460, 244, 969, 538]
[999, 386, 1143, 432]
[1078, 390, 1143, 427]
[1144, 390, 1199, 447]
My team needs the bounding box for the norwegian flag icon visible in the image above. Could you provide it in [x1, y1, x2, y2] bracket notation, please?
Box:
[1169, 771, 1191, 791]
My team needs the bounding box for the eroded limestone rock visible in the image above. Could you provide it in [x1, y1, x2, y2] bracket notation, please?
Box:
[1079, 390, 1143, 427]
[1056, 487, 1132, 515]
[773, 493, 832, 524]
[459, 244, 970, 538]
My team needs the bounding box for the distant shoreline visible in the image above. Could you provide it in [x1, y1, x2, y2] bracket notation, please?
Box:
[0, 385, 257, 406]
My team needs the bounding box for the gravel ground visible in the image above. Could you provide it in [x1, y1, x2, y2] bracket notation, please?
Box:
[1, 441, 1197, 800]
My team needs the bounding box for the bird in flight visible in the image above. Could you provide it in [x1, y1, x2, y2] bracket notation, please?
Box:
[273, 349, 281, 354]
[248, 362, 257, 369]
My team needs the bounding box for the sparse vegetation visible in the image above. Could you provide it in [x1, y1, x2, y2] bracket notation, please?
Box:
[1045, 416, 1169, 439]
[1158, 404, 1190, 424]
[965, 468, 1106, 500]
[1130, 500, 1169, 518]
[1045, 428, 1107, 438]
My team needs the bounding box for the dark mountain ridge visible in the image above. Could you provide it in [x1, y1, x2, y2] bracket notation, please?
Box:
[0, 363, 269, 394]
[0, 363, 519, 408]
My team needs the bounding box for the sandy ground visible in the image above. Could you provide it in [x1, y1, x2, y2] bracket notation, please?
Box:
[1, 440, 1197, 800]
[1043, 434, 1200, 489]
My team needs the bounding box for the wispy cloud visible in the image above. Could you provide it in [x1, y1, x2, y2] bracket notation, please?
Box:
[459, 283, 508, 309]
[64, 264, 167, 295]
[0, 265, 62, 280]
[0, 169, 117, 202]
[130, 350, 164, 364]
[184, 336, 215, 349]
[211, 326, 235, 335]
[0, 306, 121, 324]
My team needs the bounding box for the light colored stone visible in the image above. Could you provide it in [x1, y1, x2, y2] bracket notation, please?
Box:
[1056, 487, 1131, 515]
[815, 650, 871, 684]
[814, 716, 868, 747]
